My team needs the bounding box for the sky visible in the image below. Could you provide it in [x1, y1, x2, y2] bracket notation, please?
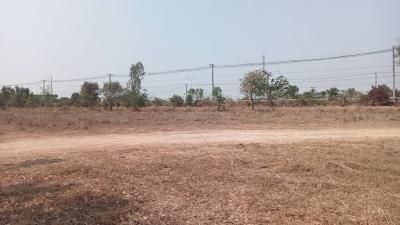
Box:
[0, 0, 399, 98]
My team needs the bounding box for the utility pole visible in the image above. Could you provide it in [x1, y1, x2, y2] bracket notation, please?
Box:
[185, 83, 188, 99]
[108, 74, 112, 84]
[262, 55, 265, 72]
[210, 64, 214, 97]
[375, 72, 378, 88]
[187, 77, 193, 89]
[393, 46, 396, 102]
[41, 80, 46, 107]
[50, 76, 53, 96]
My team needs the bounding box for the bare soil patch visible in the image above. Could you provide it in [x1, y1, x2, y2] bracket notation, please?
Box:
[1, 128, 400, 156]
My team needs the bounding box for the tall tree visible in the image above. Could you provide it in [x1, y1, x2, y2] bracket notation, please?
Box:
[126, 61, 146, 108]
[240, 70, 267, 110]
[128, 62, 145, 93]
[80, 82, 99, 109]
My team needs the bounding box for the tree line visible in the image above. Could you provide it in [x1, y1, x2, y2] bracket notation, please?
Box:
[1, 62, 399, 110]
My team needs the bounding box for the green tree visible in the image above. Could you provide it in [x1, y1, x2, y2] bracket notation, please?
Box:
[1, 86, 15, 107]
[284, 85, 299, 99]
[300, 87, 320, 105]
[265, 74, 290, 108]
[195, 88, 204, 101]
[70, 92, 80, 106]
[186, 88, 204, 106]
[102, 81, 123, 110]
[185, 92, 194, 106]
[240, 70, 267, 110]
[80, 82, 99, 109]
[0, 86, 34, 107]
[136, 91, 148, 107]
[212, 86, 225, 110]
[14, 86, 32, 107]
[126, 61, 146, 108]
[326, 87, 339, 101]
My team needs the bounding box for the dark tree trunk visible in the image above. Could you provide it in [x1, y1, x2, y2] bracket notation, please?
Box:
[250, 94, 254, 110]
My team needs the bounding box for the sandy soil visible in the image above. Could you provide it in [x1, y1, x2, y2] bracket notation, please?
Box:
[2, 128, 400, 155]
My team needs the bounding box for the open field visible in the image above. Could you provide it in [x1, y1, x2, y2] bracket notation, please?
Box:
[1, 106, 400, 137]
[1, 106, 400, 224]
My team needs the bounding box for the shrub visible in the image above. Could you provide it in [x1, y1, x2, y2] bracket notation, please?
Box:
[70, 93, 80, 106]
[122, 90, 148, 109]
[364, 85, 392, 106]
[56, 97, 71, 107]
[169, 94, 184, 107]
[151, 97, 163, 106]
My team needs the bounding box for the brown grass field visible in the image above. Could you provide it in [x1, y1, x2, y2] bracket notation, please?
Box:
[1, 106, 400, 224]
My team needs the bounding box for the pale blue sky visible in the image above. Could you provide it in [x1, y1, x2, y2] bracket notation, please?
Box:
[0, 0, 399, 98]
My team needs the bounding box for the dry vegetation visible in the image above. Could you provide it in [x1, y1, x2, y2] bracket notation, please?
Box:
[1, 106, 400, 224]
[1, 106, 400, 137]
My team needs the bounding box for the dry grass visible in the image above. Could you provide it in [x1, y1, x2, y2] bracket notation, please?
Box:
[1, 106, 400, 224]
[1, 106, 400, 137]
[1, 139, 399, 224]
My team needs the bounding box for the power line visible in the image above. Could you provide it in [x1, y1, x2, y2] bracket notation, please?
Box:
[3, 80, 42, 86]
[53, 75, 108, 83]
[146, 66, 210, 76]
[1, 48, 394, 94]
[110, 49, 393, 77]
[214, 49, 392, 69]
[275, 65, 392, 74]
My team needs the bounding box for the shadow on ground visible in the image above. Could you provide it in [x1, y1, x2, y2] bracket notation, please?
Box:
[0, 182, 145, 225]
[0, 158, 64, 170]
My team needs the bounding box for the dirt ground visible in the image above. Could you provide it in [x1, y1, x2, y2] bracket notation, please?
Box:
[1, 106, 400, 224]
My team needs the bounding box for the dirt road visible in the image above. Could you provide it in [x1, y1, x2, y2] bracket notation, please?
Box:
[1, 128, 400, 155]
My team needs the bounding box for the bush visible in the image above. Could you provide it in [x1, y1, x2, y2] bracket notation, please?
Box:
[70, 93, 80, 106]
[0, 94, 5, 109]
[364, 85, 392, 106]
[56, 97, 71, 107]
[151, 97, 163, 106]
[224, 97, 236, 107]
[169, 94, 184, 107]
